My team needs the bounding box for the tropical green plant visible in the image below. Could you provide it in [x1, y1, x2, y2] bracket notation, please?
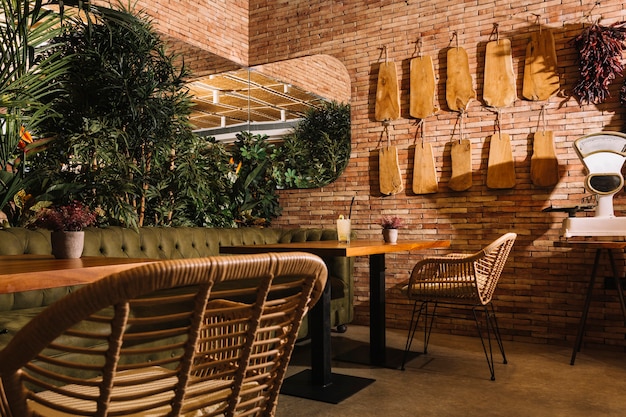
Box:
[274, 101, 351, 189]
[228, 132, 282, 226]
[0, 0, 70, 221]
[28, 2, 231, 228]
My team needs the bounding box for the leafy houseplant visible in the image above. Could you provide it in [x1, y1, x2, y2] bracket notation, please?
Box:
[380, 216, 403, 244]
[32, 201, 97, 259]
[29, 3, 221, 228]
[0, 1, 69, 221]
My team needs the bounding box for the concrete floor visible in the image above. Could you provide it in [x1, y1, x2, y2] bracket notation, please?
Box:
[275, 325, 626, 417]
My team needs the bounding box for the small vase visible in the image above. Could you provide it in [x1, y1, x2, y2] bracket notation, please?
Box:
[382, 228, 398, 244]
[51, 231, 85, 259]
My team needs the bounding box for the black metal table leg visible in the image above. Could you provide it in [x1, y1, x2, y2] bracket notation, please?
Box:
[336, 253, 420, 369]
[571, 249, 602, 365]
[280, 268, 374, 403]
[607, 250, 626, 323]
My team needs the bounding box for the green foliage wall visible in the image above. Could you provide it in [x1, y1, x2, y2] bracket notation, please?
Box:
[274, 101, 351, 189]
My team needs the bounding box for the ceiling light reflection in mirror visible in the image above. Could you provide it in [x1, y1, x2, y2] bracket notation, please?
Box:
[188, 68, 327, 142]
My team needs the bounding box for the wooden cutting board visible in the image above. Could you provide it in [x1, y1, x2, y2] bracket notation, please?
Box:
[523, 29, 560, 101]
[379, 146, 403, 195]
[446, 47, 475, 112]
[448, 139, 472, 191]
[483, 39, 517, 108]
[413, 143, 438, 194]
[410, 56, 437, 119]
[531, 131, 559, 187]
[486, 132, 516, 189]
[375, 61, 401, 121]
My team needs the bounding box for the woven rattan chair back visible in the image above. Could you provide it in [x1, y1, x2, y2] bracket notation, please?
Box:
[405, 232, 517, 305]
[0, 252, 326, 417]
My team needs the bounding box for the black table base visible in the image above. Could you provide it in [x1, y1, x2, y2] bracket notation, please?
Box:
[280, 370, 375, 404]
[335, 345, 421, 370]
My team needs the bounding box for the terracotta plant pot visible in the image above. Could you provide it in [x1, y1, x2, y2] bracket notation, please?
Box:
[51, 231, 85, 259]
[382, 228, 398, 244]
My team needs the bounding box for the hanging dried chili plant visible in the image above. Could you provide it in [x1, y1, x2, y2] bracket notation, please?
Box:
[572, 21, 626, 105]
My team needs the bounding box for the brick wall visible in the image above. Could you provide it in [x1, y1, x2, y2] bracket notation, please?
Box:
[95, 0, 250, 67]
[133, 0, 626, 350]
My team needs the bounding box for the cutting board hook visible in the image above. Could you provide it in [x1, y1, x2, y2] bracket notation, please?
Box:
[490, 23, 500, 43]
[538, 104, 548, 132]
[457, 111, 465, 144]
[489, 23, 500, 43]
[383, 122, 391, 147]
[450, 31, 459, 49]
[495, 109, 502, 136]
[414, 119, 425, 147]
[532, 13, 542, 33]
[380, 45, 388, 63]
[415, 37, 423, 58]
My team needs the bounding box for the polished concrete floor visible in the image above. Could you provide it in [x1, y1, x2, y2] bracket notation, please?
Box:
[275, 325, 626, 417]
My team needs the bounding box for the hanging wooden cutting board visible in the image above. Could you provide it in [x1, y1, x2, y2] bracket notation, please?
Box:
[379, 146, 403, 195]
[410, 55, 437, 119]
[483, 39, 517, 108]
[375, 61, 401, 121]
[413, 142, 438, 194]
[446, 47, 475, 112]
[523, 29, 560, 101]
[531, 131, 559, 187]
[486, 132, 516, 189]
[448, 139, 472, 191]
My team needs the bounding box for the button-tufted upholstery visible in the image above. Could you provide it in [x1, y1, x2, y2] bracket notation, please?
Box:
[0, 226, 354, 348]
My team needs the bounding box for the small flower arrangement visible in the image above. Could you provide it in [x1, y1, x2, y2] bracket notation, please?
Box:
[380, 215, 403, 230]
[32, 201, 97, 232]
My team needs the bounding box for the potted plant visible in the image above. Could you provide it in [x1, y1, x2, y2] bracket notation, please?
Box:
[32, 201, 97, 258]
[380, 215, 403, 244]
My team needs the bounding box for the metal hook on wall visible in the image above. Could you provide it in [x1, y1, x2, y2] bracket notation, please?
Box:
[415, 37, 423, 58]
[583, 1, 602, 24]
[450, 31, 459, 49]
[383, 121, 391, 147]
[490, 23, 500, 43]
[531, 13, 542, 33]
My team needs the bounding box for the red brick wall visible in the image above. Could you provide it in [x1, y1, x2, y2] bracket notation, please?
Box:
[95, 0, 250, 67]
[129, 0, 626, 350]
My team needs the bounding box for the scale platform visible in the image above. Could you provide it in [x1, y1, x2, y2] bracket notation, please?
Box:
[562, 217, 626, 238]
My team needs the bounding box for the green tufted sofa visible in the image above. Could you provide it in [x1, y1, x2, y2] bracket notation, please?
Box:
[0, 226, 354, 351]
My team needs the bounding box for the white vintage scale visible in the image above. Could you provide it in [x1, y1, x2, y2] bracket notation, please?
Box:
[555, 132, 626, 238]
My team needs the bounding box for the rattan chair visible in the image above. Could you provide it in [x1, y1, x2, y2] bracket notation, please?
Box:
[0, 252, 327, 417]
[401, 233, 516, 380]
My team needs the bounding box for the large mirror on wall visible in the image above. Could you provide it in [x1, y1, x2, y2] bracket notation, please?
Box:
[186, 55, 352, 189]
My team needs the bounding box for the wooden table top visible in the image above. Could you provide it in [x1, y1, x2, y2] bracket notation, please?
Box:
[0, 255, 156, 294]
[220, 239, 451, 258]
[554, 240, 626, 250]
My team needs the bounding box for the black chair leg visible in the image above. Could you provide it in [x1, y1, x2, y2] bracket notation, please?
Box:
[472, 304, 507, 380]
[488, 303, 507, 364]
[423, 301, 438, 354]
[402, 301, 424, 370]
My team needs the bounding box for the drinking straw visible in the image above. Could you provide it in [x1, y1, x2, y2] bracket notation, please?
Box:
[348, 196, 355, 219]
